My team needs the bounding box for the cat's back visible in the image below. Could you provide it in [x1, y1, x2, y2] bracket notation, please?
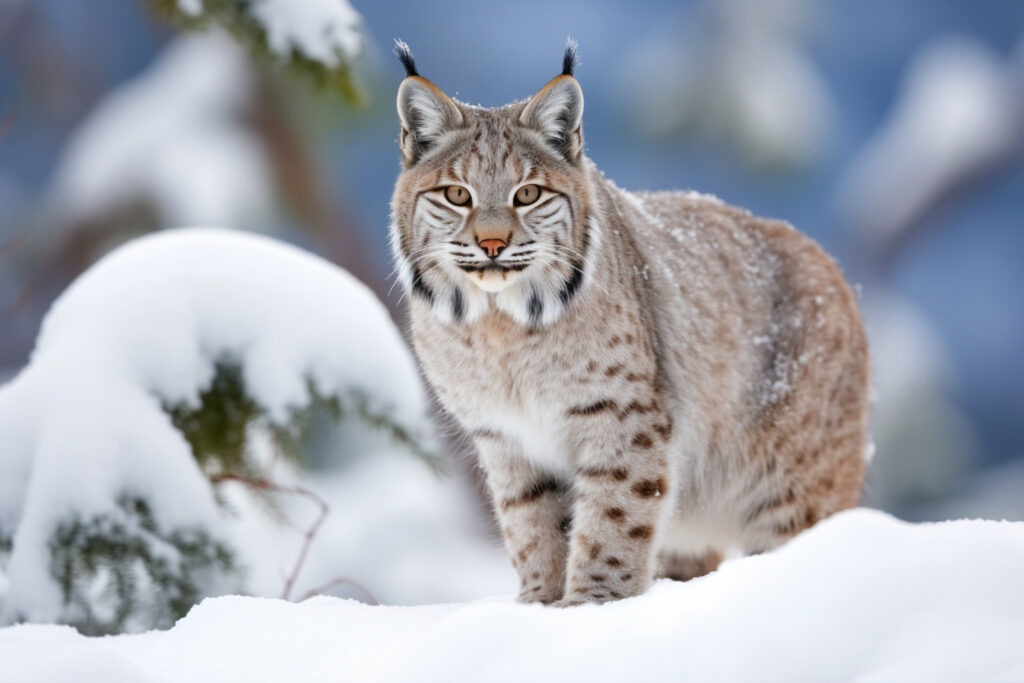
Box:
[610, 182, 868, 434]
[615, 185, 863, 342]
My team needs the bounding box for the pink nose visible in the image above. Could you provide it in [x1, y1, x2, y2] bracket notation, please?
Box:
[478, 238, 508, 259]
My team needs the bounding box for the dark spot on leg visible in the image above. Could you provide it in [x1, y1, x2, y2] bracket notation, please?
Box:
[589, 542, 603, 560]
[605, 557, 622, 567]
[604, 507, 625, 523]
[620, 573, 633, 581]
[567, 399, 618, 417]
[632, 432, 654, 449]
[631, 478, 666, 498]
[604, 363, 624, 377]
[616, 399, 656, 419]
[628, 525, 653, 540]
[580, 467, 629, 481]
[501, 478, 566, 511]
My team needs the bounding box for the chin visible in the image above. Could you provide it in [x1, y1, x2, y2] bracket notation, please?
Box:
[467, 269, 523, 293]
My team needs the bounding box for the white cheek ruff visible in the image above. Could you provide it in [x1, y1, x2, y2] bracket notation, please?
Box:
[388, 217, 414, 295]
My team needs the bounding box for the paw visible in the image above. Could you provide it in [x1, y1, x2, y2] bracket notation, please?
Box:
[516, 587, 562, 605]
[551, 589, 614, 608]
[551, 596, 589, 608]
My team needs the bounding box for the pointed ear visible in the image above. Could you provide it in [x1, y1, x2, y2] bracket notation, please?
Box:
[397, 76, 464, 166]
[519, 75, 584, 163]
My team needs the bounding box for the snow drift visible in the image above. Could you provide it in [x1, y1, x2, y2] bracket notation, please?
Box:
[1, 509, 1022, 682]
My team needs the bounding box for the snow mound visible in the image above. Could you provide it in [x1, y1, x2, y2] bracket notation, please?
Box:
[0, 229, 431, 625]
[2, 509, 1022, 682]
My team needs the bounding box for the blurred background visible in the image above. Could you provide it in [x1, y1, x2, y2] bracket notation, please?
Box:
[1, 0, 1022, 617]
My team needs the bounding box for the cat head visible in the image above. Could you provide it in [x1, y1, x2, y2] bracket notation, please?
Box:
[389, 39, 600, 327]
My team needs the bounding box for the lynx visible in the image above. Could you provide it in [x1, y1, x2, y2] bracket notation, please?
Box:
[389, 41, 870, 606]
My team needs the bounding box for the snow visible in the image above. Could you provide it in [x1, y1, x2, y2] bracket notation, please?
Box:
[2, 509, 1022, 682]
[836, 36, 1022, 243]
[253, 0, 362, 66]
[178, 0, 363, 66]
[0, 229, 434, 625]
[47, 33, 276, 231]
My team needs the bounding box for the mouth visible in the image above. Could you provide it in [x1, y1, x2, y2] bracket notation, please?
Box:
[456, 263, 530, 274]
[456, 263, 529, 292]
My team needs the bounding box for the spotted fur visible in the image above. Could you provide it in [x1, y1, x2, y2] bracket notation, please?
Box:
[390, 43, 870, 606]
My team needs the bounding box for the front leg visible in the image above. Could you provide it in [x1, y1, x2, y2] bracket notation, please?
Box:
[558, 396, 674, 606]
[474, 431, 570, 604]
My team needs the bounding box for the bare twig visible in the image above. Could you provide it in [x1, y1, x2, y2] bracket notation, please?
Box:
[209, 471, 329, 601]
[0, 111, 12, 141]
[0, 232, 28, 257]
[2, 284, 34, 318]
[298, 576, 380, 605]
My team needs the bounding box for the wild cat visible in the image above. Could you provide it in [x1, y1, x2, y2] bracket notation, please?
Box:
[389, 41, 870, 606]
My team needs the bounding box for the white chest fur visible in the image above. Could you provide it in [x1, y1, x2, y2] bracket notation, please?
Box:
[485, 400, 574, 476]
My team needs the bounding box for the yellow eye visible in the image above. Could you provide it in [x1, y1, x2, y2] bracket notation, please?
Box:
[444, 185, 471, 206]
[514, 184, 541, 206]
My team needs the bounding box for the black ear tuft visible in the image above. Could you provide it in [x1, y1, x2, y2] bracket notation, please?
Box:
[394, 39, 418, 77]
[562, 38, 579, 77]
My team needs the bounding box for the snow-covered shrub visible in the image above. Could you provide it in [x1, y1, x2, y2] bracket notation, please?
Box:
[0, 229, 433, 633]
[49, 496, 236, 635]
